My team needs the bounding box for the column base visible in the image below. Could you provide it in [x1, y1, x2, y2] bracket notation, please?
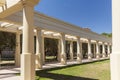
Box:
[102, 53, 106, 58]
[21, 53, 35, 80]
[110, 53, 120, 80]
[42, 53, 45, 65]
[70, 53, 74, 61]
[35, 54, 42, 69]
[57, 53, 61, 62]
[96, 53, 100, 60]
[77, 53, 82, 63]
[61, 53, 66, 65]
[70, 58, 74, 61]
[15, 54, 21, 67]
[42, 61, 45, 65]
[108, 53, 110, 58]
[88, 53, 92, 61]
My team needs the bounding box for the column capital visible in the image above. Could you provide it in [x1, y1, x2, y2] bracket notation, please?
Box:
[107, 43, 111, 45]
[16, 30, 21, 33]
[76, 37, 81, 42]
[16, 32, 21, 37]
[35, 28, 43, 37]
[76, 36, 81, 39]
[35, 27, 41, 31]
[96, 40, 99, 43]
[88, 38, 91, 41]
[60, 33, 65, 38]
[87, 39, 91, 43]
[109, 43, 112, 46]
[102, 42, 105, 44]
[0, 0, 6, 7]
[60, 32, 65, 35]
[22, 0, 40, 7]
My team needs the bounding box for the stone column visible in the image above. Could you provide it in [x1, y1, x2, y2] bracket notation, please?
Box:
[110, 45, 112, 53]
[42, 37, 45, 64]
[57, 40, 61, 62]
[111, 0, 120, 80]
[77, 37, 82, 63]
[88, 39, 92, 60]
[102, 42, 106, 58]
[96, 41, 100, 59]
[35, 29, 42, 69]
[70, 41, 74, 61]
[21, 1, 39, 80]
[93, 44, 96, 58]
[15, 32, 21, 67]
[60, 33, 66, 65]
[107, 44, 110, 57]
[80, 42, 83, 59]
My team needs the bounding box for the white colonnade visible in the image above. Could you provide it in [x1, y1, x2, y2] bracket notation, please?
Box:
[34, 32, 111, 69]
[0, 0, 112, 80]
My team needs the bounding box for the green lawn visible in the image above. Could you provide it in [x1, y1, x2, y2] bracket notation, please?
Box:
[36, 60, 110, 80]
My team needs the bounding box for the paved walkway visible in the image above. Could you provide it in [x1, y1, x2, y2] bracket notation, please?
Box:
[0, 68, 20, 80]
[0, 58, 109, 80]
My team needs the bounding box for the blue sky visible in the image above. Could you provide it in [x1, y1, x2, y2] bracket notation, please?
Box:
[35, 0, 112, 34]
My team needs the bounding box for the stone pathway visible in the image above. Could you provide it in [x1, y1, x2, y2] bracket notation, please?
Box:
[0, 58, 109, 80]
[0, 67, 20, 80]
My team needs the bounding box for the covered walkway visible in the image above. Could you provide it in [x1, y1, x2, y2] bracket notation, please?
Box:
[0, 0, 112, 80]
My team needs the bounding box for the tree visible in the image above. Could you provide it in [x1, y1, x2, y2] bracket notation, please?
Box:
[0, 31, 16, 52]
[101, 33, 112, 38]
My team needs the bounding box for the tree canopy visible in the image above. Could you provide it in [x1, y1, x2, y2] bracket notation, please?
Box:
[101, 33, 112, 38]
[0, 31, 16, 51]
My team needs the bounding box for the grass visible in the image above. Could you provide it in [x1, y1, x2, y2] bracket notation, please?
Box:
[36, 60, 110, 80]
